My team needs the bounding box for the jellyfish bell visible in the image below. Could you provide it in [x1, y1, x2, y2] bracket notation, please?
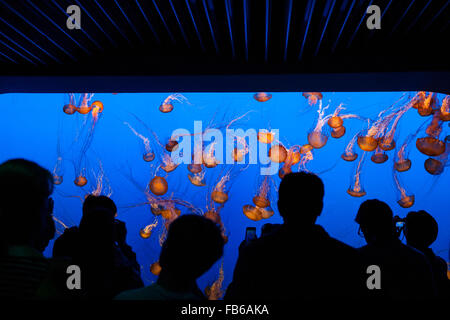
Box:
[307, 131, 328, 149]
[252, 195, 270, 209]
[378, 137, 396, 151]
[74, 175, 87, 187]
[397, 195, 415, 208]
[302, 92, 323, 105]
[211, 190, 229, 204]
[253, 92, 272, 102]
[416, 137, 446, 156]
[150, 261, 162, 276]
[53, 175, 63, 185]
[139, 228, 152, 239]
[371, 152, 388, 164]
[331, 126, 346, 139]
[165, 140, 179, 152]
[159, 103, 174, 113]
[143, 152, 155, 162]
[278, 166, 292, 179]
[424, 158, 444, 175]
[260, 206, 274, 219]
[187, 163, 202, 174]
[347, 188, 366, 197]
[188, 174, 206, 187]
[328, 116, 344, 129]
[90, 100, 104, 113]
[269, 144, 287, 163]
[161, 207, 181, 220]
[394, 159, 412, 172]
[203, 156, 218, 168]
[149, 176, 168, 196]
[257, 131, 275, 144]
[341, 152, 358, 162]
[300, 144, 313, 154]
[77, 105, 92, 115]
[243, 205, 263, 221]
[63, 104, 77, 115]
[357, 135, 378, 152]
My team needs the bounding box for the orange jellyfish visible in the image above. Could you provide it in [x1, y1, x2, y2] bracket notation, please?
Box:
[268, 144, 287, 163]
[440, 95, 450, 121]
[205, 263, 224, 300]
[307, 101, 330, 149]
[260, 206, 275, 219]
[416, 110, 446, 156]
[394, 137, 412, 172]
[417, 92, 435, 117]
[379, 102, 412, 151]
[411, 91, 426, 109]
[124, 121, 156, 162]
[331, 126, 346, 139]
[279, 146, 301, 178]
[243, 205, 263, 221]
[150, 261, 162, 276]
[139, 219, 158, 239]
[252, 175, 272, 208]
[87, 161, 112, 198]
[90, 100, 104, 119]
[298, 145, 314, 172]
[342, 134, 359, 162]
[257, 130, 275, 144]
[211, 172, 231, 204]
[203, 141, 219, 168]
[188, 163, 203, 174]
[347, 153, 366, 197]
[165, 139, 179, 152]
[231, 135, 249, 163]
[77, 93, 94, 115]
[74, 175, 87, 187]
[253, 92, 272, 102]
[63, 93, 77, 115]
[393, 171, 415, 208]
[188, 171, 206, 187]
[53, 128, 64, 185]
[160, 152, 179, 173]
[159, 93, 188, 113]
[371, 147, 388, 164]
[302, 92, 323, 106]
[424, 158, 444, 175]
[149, 176, 168, 196]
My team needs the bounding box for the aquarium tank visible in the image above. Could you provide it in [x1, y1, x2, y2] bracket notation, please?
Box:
[0, 91, 449, 298]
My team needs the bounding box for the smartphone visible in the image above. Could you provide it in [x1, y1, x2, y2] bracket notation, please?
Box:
[245, 227, 257, 244]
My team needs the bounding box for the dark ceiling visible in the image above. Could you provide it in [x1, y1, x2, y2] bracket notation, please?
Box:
[0, 0, 449, 92]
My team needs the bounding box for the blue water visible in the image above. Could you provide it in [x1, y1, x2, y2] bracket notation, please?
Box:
[0, 92, 449, 292]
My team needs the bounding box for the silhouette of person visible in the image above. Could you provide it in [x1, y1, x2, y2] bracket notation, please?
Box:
[225, 172, 365, 300]
[115, 214, 225, 300]
[53, 195, 143, 298]
[404, 210, 449, 298]
[355, 199, 436, 299]
[0, 158, 68, 299]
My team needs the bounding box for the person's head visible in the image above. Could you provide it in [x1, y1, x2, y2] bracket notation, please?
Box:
[355, 199, 394, 244]
[159, 214, 224, 281]
[404, 210, 438, 250]
[277, 172, 324, 225]
[80, 195, 117, 242]
[0, 159, 55, 251]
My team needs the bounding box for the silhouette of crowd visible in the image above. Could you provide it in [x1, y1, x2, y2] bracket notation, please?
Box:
[0, 158, 448, 300]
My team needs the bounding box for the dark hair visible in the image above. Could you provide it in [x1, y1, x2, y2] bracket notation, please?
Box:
[82, 195, 117, 216]
[355, 199, 394, 236]
[0, 159, 54, 247]
[405, 210, 438, 249]
[277, 172, 324, 223]
[159, 214, 224, 280]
